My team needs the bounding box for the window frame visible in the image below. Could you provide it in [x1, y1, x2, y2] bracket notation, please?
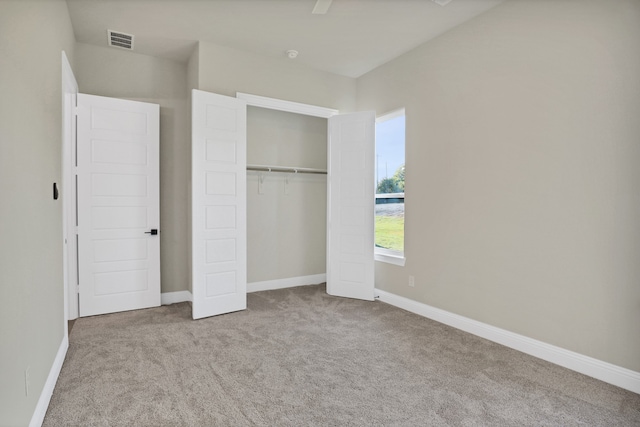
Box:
[374, 108, 406, 267]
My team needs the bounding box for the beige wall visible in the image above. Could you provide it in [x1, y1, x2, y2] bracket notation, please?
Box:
[0, 1, 76, 424]
[357, 0, 640, 372]
[196, 41, 357, 113]
[74, 43, 190, 294]
[186, 46, 198, 294]
[187, 44, 199, 95]
[246, 107, 328, 283]
[3, 3, 637, 424]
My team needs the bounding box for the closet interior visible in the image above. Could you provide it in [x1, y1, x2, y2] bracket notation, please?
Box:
[245, 106, 329, 285]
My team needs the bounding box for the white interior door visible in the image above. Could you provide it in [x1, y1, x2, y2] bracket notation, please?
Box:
[77, 93, 160, 317]
[191, 89, 247, 320]
[327, 111, 376, 301]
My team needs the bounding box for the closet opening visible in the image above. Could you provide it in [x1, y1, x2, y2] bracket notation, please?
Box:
[192, 90, 374, 319]
[246, 106, 329, 291]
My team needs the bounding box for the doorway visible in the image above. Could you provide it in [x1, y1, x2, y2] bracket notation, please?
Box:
[64, 90, 162, 318]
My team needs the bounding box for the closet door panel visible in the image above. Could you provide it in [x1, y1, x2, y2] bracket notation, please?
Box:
[192, 90, 247, 319]
[327, 111, 375, 301]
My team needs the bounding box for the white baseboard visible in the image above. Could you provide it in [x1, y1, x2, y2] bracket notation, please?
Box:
[30, 335, 68, 427]
[375, 289, 640, 395]
[161, 290, 193, 305]
[161, 276, 327, 302]
[248, 274, 326, 293]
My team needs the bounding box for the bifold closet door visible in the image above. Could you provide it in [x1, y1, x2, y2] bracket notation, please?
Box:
[191, 90, 247, 319]
[327, 111, 376, 301]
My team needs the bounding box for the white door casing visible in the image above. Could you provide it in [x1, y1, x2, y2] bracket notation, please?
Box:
[77, 93, 161, 317]
[327, 111, 376, 301]
[191, 90, 247, 320]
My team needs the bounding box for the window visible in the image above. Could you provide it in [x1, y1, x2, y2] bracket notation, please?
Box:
[375, 109, 405, 266]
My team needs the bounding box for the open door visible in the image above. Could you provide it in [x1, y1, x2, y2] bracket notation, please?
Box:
[77, 93, 161, 317]
[327, 111, 376, 301]
[191, 90, 247, 319]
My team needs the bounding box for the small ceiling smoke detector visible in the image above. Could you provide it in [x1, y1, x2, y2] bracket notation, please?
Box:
[432, 0, 453, 5]
[107, 29, 134, 50]
[286, 50, 299, 59]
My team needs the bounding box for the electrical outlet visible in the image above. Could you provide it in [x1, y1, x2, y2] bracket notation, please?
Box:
[25, 367, 30, 396]
[408, 275, 415, 287]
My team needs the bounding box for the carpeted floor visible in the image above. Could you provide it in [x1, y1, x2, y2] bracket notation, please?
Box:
[44, 284, 640, 426]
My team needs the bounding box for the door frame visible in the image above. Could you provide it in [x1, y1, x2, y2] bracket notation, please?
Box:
[235, 93, 339, 295]
[237, 93, 375, 301]
[62, 51, 79, 322]
[64, 79, 161, 318]
[236, 93, 338, 119]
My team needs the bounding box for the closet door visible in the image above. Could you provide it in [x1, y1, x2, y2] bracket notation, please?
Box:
[192, 90, 247, 319]
[327, 111, 376, 301]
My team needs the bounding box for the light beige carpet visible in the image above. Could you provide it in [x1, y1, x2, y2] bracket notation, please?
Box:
[44, 284, 640, 426]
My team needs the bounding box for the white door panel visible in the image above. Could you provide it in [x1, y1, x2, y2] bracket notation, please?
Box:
[327, 112, 375, 301]
[192, 90, 247, 319]
[77, 93, 160, 317]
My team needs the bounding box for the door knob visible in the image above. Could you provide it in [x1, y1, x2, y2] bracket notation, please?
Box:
[145, 229, 158, 235]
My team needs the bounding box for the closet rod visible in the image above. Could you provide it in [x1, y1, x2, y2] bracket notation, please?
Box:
[246, 164, 327, 175]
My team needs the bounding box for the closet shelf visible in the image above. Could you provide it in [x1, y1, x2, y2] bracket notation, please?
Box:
[246, 164, 327, 175]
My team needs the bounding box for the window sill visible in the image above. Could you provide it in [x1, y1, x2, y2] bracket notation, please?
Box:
[375, 252, 406, 267]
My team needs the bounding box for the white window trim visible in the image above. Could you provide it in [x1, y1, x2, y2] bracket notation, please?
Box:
[375, 250, 406, 266]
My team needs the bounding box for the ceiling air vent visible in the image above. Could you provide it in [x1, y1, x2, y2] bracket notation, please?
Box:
[107, 30, 134, 50]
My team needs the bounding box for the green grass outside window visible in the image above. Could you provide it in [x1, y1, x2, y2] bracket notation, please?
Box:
[375, 216, 404, 252]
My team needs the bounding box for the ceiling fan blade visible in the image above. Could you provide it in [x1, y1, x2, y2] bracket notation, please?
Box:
[312, 0, 333, 14]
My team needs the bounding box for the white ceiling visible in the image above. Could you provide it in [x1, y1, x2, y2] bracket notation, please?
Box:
[66, 0, 506, 78]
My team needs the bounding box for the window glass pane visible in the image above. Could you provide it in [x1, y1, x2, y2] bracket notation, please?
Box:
[375, 112, 405, 254]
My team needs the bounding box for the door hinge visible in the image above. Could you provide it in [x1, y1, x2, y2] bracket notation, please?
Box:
[74, 107, 79, 116]
[76, 285, 80, 294]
